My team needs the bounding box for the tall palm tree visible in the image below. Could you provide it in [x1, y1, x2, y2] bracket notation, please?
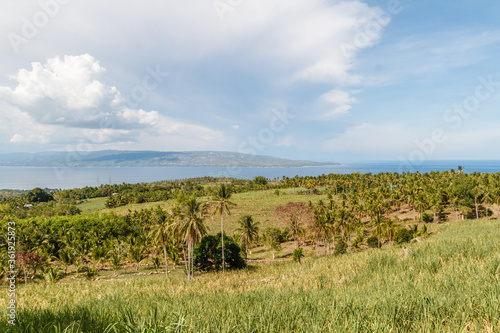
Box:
[149, 207, 174, 278]
[373, 214, 384, 249]
[235, 215, 260, 261]
[179, 195, 208, 280]
[382, 218, 398, 246]
[210, 183, 235, 272]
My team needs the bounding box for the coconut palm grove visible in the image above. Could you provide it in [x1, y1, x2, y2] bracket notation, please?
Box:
[1, 169, 499, 331]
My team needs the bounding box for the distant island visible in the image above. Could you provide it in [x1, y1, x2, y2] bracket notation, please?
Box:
[0, 150, 337, 168]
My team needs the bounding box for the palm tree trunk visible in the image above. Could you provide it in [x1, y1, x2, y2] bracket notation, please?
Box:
[475, 196, 479, 219]
[245, 236, 248, 262]
[182, 243, 188, 278]
[162, 243, 168, 278]
[221, 215, 225, 272]
[332, 235, 335, 255]
[191, 242, 194, 279]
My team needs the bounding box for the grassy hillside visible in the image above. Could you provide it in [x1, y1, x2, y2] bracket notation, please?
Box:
[3, 219, 499, 332]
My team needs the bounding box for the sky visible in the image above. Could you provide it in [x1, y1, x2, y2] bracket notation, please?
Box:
[0, 0, 500, 163]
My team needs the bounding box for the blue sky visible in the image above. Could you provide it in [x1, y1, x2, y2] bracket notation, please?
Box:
[0, 0, 499, 162]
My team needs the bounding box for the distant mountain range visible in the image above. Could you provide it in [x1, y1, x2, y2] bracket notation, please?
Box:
[0, 150, 336, 168]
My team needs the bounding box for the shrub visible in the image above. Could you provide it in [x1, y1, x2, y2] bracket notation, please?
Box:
[194, 233, 246, 272]
[421, 212, 433, 223]
[335, 238, 347, 255]
[394, 228, 413, 245]
[292, 248, 304, 264]
[253, 176, 268, 186]
[352, 234, 364, 248]
[367, 236, 380, 249]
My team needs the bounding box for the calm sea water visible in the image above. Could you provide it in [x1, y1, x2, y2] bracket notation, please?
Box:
[1, 160, 499, 190]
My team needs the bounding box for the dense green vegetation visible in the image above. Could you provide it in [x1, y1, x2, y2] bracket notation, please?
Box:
[0, 169, 499, 331]
[1, 219, 499, 332]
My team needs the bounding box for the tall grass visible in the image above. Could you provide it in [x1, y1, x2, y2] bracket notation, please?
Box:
[2, 219, 499, 332]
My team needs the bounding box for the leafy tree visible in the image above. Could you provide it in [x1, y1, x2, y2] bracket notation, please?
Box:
[25, 188, 54, 203]
[253, 176, 268, 186]
[193, 233, 245, 271]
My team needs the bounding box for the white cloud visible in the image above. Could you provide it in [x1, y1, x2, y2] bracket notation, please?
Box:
[0, 54, 224, 149]
[320, 89, 358, 117]
[0, 0, 389, 153]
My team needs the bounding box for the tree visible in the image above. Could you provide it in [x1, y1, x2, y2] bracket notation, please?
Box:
[235, 215, 260, 261]
[263, 227, 284, 259]
[193, 233, 245, 271]
[128, 245, 148, 271]
[16, 251, 44, 285]
[292, 248, 304, 264]
[382, 218, 399, 246]
[178, 196, 208, 280]
[253, 176, 268, 185]
[210, 183, 235, 272]
[275, 202, 314, 249]
[372, 214, 384, 249]
[25, 188, 54, 203]
[149, 207, 174, 277]
[57, 247, 76, 274]
[90, 245, 108, 270]
[109, 243, 124, 276]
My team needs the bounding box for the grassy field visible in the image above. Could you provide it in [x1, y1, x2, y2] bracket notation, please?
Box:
[81, 188, 330, 235]
[2, 219, 499, 332]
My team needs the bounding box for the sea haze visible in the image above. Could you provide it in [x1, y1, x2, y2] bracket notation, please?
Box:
[0, 160, 499, 190]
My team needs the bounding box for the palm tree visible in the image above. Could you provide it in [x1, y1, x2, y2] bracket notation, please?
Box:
[471, 180, 482, 219]
[179, 195, 208, 280]
[382, 218, 398, 246]
[149, 207, 174, 277]
[109, 243, 124, 276]
[128, 244, 148, 271]
[57, 247, 76, 274]
[235, 215, 260, 261]
[373, 214, 384, 249]
[210, 183, 235, 272]
[90, 245, 108, 271]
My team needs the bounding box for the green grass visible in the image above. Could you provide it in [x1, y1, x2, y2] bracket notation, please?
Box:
[3, 219, 499, 332]
[86, 188, 328, 232]
[77, 197, 107, 212]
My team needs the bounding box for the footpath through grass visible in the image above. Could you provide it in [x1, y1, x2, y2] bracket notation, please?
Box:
[2, 219, 500, 332]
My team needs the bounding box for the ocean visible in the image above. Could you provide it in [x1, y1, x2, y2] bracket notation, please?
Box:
[1, 160, 499, 190]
